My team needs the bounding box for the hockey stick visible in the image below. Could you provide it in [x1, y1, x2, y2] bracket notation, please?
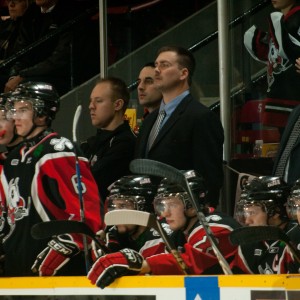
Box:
[105, 210, 190, 274]
[72, 105, 90, 271]
[229, 226, 300, 263]
[129, 159, 233, 275]
[31, 220, 110, 254]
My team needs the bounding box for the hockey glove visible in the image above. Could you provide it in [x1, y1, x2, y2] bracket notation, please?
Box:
[31, 234, 80, 276]
[87, 248, 143, 289]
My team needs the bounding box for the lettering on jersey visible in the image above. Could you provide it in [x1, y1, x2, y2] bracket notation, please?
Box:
[254, 249, 263, 256]
[26, 157, 32, 164]
[11, 159, 19, 166]
[269, 247, 279, 254]
[7, 178, 29, 225]
[71, 174, 87, 194]
[205, 214, 222, 222]
[50, 137, 73, 151]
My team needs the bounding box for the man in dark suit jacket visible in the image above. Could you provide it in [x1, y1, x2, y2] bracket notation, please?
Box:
[135, 45, 224, 207]
[272, 104, 300, 184]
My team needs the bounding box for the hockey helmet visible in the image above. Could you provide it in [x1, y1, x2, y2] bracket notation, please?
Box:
[0, 93, 10, 118]
[236, 176, 290, 221]
[286, 179, 300, 220]
[7, 81, 60, 122]
[153, 170, 207, 217]
[106, 175, 157, 212]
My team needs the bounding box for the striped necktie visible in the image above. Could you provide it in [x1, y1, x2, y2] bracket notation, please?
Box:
[274, 116, 300, 177]
[147, 110, 166, 150]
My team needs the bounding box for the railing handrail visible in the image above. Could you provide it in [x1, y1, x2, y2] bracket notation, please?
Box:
[127, 0, 270, 93]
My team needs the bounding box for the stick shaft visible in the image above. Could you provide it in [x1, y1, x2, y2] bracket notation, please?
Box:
[130, 159, 232, 275]
[72, 105, 90, 272]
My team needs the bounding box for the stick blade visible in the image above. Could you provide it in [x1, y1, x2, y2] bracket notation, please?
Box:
[31, 220, 94, 240]
[230, 226, 287, 246]
[130, 159, 186, 187]
[105, 210, 155, 228]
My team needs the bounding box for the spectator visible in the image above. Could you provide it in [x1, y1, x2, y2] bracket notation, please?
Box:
[285, 179, 300, 272]
[81, 77, 136, 203]
[244, 0, 300, 126]
[135, 45, 224, 208]
[4, 0, 82, 95]
[0, 0, 32, 91]
[1, 81, 103, 276]
[87, 170, 247, 289]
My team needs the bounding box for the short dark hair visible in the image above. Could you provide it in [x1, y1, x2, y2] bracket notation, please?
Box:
[97, 77, 130, 111]
[142, 62, 155, 68]
[157, 46, 195, 85]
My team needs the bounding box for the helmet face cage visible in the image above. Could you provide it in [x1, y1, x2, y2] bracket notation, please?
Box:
[236, 176, 290, 223]
[235, 199, 269, 225]
[106, 195, 146, 212]
[6, 82, 60, 122]
[153, 192, 188, 217]
[105, 175, 156, 212]
[286, 180, 300, 220]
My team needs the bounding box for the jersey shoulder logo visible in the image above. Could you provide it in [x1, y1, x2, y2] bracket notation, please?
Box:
[50, 137, 74, 151]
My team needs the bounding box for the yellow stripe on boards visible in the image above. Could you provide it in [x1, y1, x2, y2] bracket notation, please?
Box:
[219, 274, 289, 288]
[0, 275, 185, 289]
[109, 275, 185, 288]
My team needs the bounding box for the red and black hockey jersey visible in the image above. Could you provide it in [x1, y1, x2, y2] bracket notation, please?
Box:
[145, 211, 251, 275]
[0, 130, 103, 276]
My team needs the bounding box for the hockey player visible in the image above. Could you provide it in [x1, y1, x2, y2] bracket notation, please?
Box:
[235, 176, 296, 274]
[98, 175, 170, 257]
[87, 171, 248, 289]
[0, 81, 103, 276]
[285, 179, 300, 272]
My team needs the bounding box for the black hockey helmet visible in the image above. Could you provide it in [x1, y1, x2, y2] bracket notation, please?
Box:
[106, 175, 157, 212]
[286, 179, 300, 220]
[7, 81, 60, 122]
[237, 176, 290, 219]
[153, 170, 207, 216]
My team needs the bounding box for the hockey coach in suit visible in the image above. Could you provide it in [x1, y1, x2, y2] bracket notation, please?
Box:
[135, 45, 224, 208]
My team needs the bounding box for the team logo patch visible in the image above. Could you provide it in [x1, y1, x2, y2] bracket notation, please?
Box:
[50, 137, 73, 151]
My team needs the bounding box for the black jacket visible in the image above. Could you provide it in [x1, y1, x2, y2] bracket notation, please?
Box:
[81, 121, 136, 202]
[135, 93, 224, 207]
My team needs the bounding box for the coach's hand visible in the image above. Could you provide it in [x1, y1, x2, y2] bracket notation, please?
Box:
[32, 234, 79, 276]
[87, 248, 143, 289]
